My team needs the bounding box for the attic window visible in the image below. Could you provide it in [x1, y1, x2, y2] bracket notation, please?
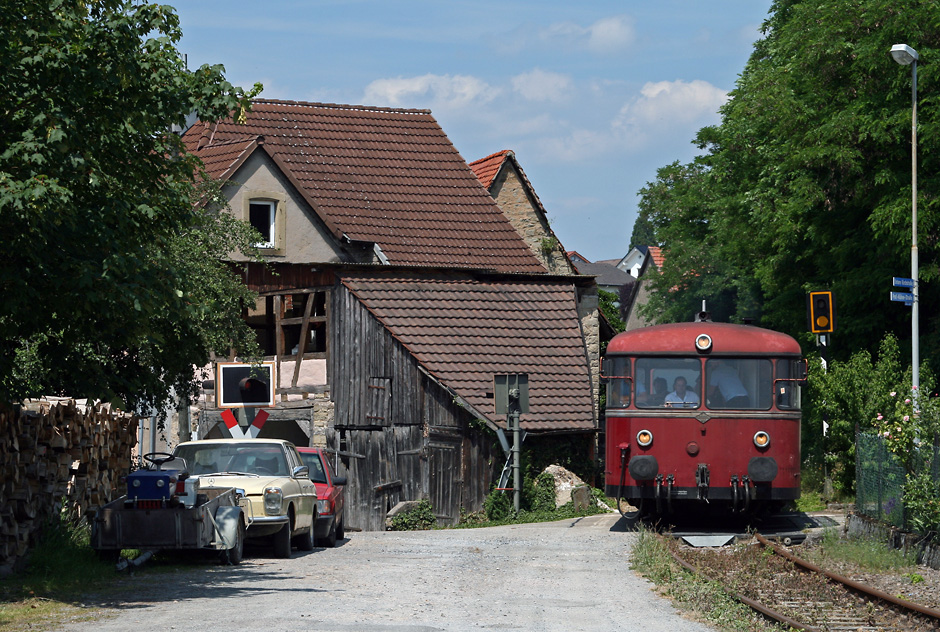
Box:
[249, 200, 276, 248]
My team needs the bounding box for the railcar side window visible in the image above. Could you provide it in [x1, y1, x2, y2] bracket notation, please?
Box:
[605, 356, 631, 408]
[775, 359, 803, 410]
[704, 358, 772, 410]
[635, 358, 701, 409]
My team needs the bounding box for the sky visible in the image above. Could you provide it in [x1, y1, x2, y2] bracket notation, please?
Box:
[174, 1, 773, 262]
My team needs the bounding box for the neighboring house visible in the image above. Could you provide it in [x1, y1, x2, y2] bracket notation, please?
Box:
[181, 100, 599, 529]
[620, 245, 664, 331]
[468, 150, 574, 275]
[569, 257, 634, 297]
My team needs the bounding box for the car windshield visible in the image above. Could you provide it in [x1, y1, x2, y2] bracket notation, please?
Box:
[174, 443, 288, 476]
[299, 452, 328, 484]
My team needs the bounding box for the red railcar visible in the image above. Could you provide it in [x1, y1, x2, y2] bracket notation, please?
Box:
[603, 320, 805, 516]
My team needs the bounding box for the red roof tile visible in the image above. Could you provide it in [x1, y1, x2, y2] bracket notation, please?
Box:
[340, 270, 595, 432]
[648, 246, 664, 269]
[183, 100, 545, 274]
[468, 150, 512, 189]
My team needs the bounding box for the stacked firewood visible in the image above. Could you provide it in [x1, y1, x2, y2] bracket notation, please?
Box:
[0, 399, 138, 575]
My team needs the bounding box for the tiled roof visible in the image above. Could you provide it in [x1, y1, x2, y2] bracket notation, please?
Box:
[648, 245, 665, 269]
[340, 270, 595, 433]
[182, 100, 545, 274]
[468, 150, 512, 189]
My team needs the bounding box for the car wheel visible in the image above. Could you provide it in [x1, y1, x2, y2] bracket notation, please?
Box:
[272, 521, 292, 558]
[222, 518, 245, 565]
[295, 510, 315, 552]
[335, 516, 344, 541]
[320, 520, 337, 548]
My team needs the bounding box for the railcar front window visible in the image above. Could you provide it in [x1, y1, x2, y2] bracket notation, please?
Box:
[776, 359, 803, 410]
[605, 356, 631, 408]
[704, 358, 772, 410]
[635, 358, 701, 409]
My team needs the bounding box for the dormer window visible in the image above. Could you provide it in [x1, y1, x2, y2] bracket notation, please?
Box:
[249, 200, 276, 248]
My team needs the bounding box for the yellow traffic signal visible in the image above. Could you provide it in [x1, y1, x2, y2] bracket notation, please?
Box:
[807, 291, 835, 334]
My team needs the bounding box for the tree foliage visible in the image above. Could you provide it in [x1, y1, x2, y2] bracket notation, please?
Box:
[638, 0, 940, 368]
[0, 1, 263, 410]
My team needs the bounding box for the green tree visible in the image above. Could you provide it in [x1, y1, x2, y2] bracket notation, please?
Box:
[636, 0, 939, 367]
[0, 1, 263, 410]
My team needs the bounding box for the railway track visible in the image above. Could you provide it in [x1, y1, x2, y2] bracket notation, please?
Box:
[670, 533, 940, 631]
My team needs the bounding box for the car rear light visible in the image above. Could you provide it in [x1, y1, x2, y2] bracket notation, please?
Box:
[636, 429, 653, 447]
[175, 480, 186, 495]
[753, 431, 771, 448]
[264, 487, 283, 515]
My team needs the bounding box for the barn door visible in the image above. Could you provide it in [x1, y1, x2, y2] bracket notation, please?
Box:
[428, 432, 463, 524]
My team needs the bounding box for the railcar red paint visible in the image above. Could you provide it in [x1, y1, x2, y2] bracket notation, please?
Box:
[603, 321, 804, 516]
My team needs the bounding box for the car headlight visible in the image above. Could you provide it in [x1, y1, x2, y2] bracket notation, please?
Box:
[317, 498, 331, 515]
[636, 429, 653, 447]
[753, 431, 771, 449]
[264, 486, 283, 515]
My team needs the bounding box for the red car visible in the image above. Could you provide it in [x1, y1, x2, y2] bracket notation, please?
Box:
[297, 447, 346, 547]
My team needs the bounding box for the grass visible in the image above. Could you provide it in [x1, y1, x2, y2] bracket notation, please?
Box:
[0, 514, 199, 632]
[630, 525, 786, 632]
[805, 527, 918, 572]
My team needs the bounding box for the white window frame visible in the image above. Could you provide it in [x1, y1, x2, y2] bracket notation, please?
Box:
[249, 200, 277, 248]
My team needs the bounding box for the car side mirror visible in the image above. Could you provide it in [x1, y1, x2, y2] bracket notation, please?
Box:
[332, 476, 347, 486]
[292, 465, 309, 479]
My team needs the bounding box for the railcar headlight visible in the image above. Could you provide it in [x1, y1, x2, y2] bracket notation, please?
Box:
[636, 429, 653, 447]
[695, 333, 712, 352]
[753, 431, 771, 449]
[264, 486, 284, 515]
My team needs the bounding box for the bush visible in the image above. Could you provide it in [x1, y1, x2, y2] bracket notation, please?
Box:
[388, 500, 436, 531]
[484, 488, 512, 521]
[529, 471, 557, 512]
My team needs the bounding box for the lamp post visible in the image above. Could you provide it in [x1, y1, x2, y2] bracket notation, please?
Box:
[890, 43, 919, 396]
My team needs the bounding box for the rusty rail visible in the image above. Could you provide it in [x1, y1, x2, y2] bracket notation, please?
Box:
[754, 532, 940, 622]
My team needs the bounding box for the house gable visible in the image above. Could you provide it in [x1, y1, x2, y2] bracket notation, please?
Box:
[223, 148, 357, 264]
[469, 150, 575, 275]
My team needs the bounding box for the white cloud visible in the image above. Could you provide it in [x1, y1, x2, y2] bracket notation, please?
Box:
[495, 15, 636, 55]
[614, 79, 728, 137]
[585, 16, 636, 54]
[363, 74, 499, 110]
[511, 69, 573, 103]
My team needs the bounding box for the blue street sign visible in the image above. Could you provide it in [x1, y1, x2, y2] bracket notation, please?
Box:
[893, 277, 915, 288]
[890, 291, 914, 303]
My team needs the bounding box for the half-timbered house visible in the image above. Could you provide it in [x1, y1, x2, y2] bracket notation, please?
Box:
[181, 100, 599, 528]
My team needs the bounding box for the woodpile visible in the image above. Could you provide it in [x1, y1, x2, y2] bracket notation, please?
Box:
[0, 399, 138, 575]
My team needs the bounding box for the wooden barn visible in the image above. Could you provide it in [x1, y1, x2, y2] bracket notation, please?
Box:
[181, 100, 601, 529]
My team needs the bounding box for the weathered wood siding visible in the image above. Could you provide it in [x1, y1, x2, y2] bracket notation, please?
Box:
[329, 283, 497, 530]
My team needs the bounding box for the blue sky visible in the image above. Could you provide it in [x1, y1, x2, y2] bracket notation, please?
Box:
[175, 1, 773, 261]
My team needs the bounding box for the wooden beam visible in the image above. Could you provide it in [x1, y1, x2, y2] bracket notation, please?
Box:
[292, 293, 315, 388]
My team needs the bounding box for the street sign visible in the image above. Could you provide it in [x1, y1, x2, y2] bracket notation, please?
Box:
[890, 291, 914, 304]
[893, 277, 915, 288]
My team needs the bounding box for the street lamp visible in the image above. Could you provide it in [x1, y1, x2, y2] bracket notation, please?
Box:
[890, 43, 919, 396]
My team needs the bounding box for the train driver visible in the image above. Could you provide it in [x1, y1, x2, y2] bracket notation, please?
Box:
[664, 376, 699, 408]
[707, 359, 749, 408]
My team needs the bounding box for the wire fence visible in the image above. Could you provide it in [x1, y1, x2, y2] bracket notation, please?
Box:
[855, 431, 940, 529]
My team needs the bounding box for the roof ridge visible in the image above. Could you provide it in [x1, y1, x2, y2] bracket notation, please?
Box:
[252, 98, 431, 115]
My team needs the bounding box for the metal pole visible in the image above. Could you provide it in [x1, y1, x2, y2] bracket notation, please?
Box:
[512, 407, 521, 514]
[911, 57, 919, 400]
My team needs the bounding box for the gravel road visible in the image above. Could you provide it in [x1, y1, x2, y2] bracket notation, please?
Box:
[58, 513, 715, 632]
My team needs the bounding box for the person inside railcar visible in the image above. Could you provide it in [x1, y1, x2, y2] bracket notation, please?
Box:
[664, 376, 699, 408]
[707, 359, 749, 408]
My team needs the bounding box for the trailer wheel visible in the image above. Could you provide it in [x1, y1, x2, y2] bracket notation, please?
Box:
[222, 518, 245, 565]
